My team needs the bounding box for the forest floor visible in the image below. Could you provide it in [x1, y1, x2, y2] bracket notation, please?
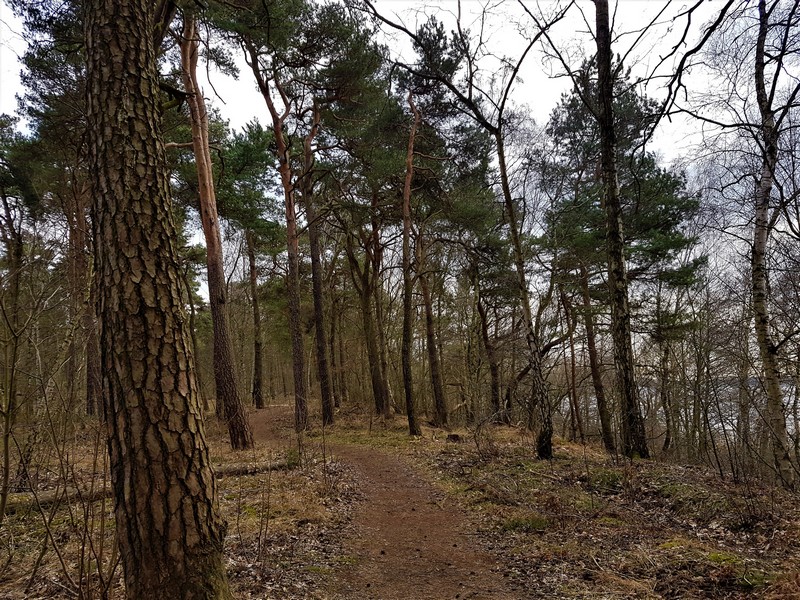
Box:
[2, 403, 800, 599]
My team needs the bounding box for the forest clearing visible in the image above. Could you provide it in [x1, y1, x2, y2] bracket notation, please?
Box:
[2, 0, 800, 597]
[3, 404, 799, 599]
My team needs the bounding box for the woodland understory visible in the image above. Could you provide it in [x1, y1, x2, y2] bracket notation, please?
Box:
[2, 404, 799, 599]
[1, 0, 800, 597]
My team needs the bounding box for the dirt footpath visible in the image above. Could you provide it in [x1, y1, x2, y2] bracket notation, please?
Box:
[327, 444, 516, 600]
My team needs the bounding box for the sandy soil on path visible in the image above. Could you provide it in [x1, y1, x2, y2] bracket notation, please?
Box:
[247, 406, 518, 599]
[326, 444, 517, 600]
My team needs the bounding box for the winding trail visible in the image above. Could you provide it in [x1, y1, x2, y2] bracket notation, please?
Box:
[250, 406, 516, 599]
[328, 444, 516, 600]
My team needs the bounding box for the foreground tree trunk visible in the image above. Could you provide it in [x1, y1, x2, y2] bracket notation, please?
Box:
[594, 0, 649, 459]
[180, 14, 253, 449]
[84, 1, 231, 596]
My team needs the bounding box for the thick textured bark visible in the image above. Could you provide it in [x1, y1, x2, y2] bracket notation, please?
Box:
[302, 103, 334, 426]
[594, 0, 649, 459]
[84, 1, 231, 597]
[180, 16, 253, 449]
[401, 93, 421, 436]
[246, 231, 264, 410]
[752, 0, 795, 488]
[531, 350, 552, 459]
[246, 44, 307, 431]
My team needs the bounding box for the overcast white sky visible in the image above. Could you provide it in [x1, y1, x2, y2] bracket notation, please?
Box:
[0, 1, 23, 116]
[0, 1, 720, 160]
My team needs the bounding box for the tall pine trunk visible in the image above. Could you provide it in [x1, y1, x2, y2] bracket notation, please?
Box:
[246, 46, 308, 432]
[302, 103, 334, 426]
[334, 296, 348, 406]
[401, 92, 421, 435]
[180, 15, 253, 449]
[84, 1, 231, 596]
[371, 223, 391, 417]
[594, 0, 648, 459]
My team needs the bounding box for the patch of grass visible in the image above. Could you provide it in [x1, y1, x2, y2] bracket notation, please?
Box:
[657, 481, 696, 499]
[538, 540, 583, 561]
[707, 551, 740, 566]
[326, 428, 411, 449]
[587, 468, 623, 493]
[659, 538, 690, 550]
[656, 538, 775, 593]
[656, 481, 729, 521]
[571, 489, 604, 513]
[303, 565, 333, 575]
[285, 447, 302, 468]
[596, 515, 624, 527]
[737, 569, 772, 588]
[502, 514, 549, 533]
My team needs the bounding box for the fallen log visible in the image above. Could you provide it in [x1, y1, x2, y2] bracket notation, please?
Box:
[215, 459, 290, 478]
[3, 459, 290, 514]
